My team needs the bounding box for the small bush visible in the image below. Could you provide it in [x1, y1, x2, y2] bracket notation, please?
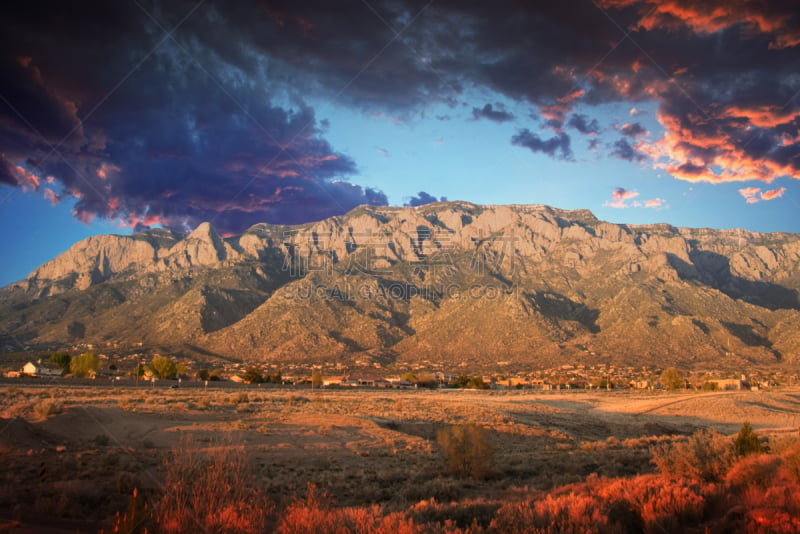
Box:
[33, 398, 63, 418]
[277, 485, 420, 534]
[93, 434, 110, 447]
[725, 454, 782, 491]
[651, 429, 734, 482]
[437, 424, 494, 479]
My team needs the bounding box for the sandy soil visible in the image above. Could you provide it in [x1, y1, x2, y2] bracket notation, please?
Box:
[1, 386, 798, 531]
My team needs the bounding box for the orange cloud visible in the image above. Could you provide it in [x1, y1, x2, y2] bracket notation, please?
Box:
[738, 186, 787, 203]
[760, 187, 787, 201]
[720, 106, 797, 129]
[647, 109, 800, 184]
[599, 0, 800, 49]
[644, 198, 665, 208]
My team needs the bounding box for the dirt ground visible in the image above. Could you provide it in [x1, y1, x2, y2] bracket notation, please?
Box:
[1, 385, 798, 532]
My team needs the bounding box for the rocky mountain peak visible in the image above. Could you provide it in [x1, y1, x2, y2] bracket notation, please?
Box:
[2, 202, 799, 369]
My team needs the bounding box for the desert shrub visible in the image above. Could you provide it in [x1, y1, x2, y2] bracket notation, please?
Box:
[152, 438, 272, 533]
[631, 480, 705, 532]
[780, 441, 800, 483]
[407, 499, 499, 530]
[739, 483, 800, 533]
[734, 422, 762, 457]
[437, 424, 494, 479]
[277, 485, 421, 534]
[651, 429, 734, 482]
[102, 488, 150, 534]
[725, 454, 782, 491]
[94, 434, 110, 447]
[33, 398, 63, 418]
[701, 381, 719, 391]
[491, 492, 609, 534]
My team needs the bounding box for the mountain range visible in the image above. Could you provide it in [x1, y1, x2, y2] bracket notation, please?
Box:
[2, 202, 799, 370]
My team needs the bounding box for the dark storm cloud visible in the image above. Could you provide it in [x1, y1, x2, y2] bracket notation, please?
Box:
[0, 155, 16, 185]
[512, 130, 572, 160]
[200, 0, 800, 183]
[0, 1, 387, 234]
[471, 104, 514, 123]
[1, 0, 799, 232]
[567, 114, 600, 135]
[611, 138, 646, 162]
[405, 191, 445, 207]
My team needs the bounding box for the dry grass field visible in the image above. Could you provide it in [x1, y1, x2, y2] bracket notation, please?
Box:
[1, 385, 799, 532]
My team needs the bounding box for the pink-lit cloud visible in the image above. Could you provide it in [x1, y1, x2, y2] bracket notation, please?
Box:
[43, 188, 59, 206]
[738, 186, 787, 203]
[605, 187, 666, 209]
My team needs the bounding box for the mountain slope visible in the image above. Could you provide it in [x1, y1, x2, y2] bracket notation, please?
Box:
[1, 202, 798, 369]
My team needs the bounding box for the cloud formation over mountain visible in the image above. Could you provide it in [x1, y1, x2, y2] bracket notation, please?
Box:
[0, 0, 797, 232]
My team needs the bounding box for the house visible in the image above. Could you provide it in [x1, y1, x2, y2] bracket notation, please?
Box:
[22, 361, 62, 377]
[323, 376, 346, 387]
[385, 377, 414, 388]
[705, 377, 749, 391]
[630, 380, 652, 390]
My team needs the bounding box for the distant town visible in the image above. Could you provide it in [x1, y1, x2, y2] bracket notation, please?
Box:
[2, 340, 794, 392]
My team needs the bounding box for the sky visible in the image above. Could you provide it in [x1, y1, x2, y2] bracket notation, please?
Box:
[1, 0, 799, 286]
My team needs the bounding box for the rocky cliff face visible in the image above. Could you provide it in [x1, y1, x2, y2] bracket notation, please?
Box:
[2, 202, 799, 369]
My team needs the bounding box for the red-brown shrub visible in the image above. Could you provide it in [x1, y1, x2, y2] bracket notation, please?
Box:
[152, 440, 272, 534]
[277, 485, 421, 534]
[725, 454, 783, 491]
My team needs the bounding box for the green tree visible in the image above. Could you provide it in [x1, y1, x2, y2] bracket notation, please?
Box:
[196, 369, 210, 381]
[437, 424, 494, 479]
[70, 351, 98, 378]
[243, 366, 264, 384]
[49, 352, 71, 373]
[150, 356, 177, 379]
[734, 422, 763, 456]
[660, 367, 685, 391]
